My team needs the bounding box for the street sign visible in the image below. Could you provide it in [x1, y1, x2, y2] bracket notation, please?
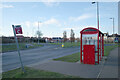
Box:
[14, 25, 23, 34]
[16, 35, 24, 39]
[12, 25, 25, 73]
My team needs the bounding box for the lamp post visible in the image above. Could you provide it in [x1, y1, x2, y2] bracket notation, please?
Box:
[92, 2, 100, 65]
[110, 18, 114, 35]
[110, 18, 115, 43]
[38, 21, 41, 44]
[32, 27, 34, 43]
[92, 2, 100, 30]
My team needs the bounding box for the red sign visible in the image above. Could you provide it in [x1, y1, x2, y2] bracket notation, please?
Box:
[15, 26, 23, 34]
[16, 35, 24, 38]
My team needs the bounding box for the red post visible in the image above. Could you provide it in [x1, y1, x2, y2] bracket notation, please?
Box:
[80, 33, 83, 62]
[102, 35, 104, 56]
[100, 34, 101, 60]
[97, 32, 99, 64]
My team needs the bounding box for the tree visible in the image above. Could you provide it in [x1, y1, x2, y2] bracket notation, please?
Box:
[36, 30, 43, 44]
[70, 29, 75, 43]
[63, 31, 67, 43]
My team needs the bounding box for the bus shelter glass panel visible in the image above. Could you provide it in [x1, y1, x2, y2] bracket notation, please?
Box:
[82, 33, 98, 62]
[99, 34, 102, 60]
[101, 35, 103, 59]
[99, 37, 101, 60]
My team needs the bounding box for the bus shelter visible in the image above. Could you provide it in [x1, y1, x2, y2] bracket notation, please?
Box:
[80, 27, 104, 65]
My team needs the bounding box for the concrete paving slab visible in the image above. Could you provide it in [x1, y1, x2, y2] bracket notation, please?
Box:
[29, 60, 103, 78]
[28, 47, 119, 78]
[99, 47, 119, 78]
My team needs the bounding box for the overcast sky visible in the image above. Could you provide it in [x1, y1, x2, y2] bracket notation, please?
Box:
[1, 2, 118, 38]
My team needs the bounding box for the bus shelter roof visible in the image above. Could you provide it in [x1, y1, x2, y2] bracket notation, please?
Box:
[80, 27, 104, 36]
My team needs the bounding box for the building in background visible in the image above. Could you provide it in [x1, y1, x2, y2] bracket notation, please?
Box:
[104, 33, 120, 43]
[108, 34, 120, 43]
[104, 33, 109, 43]
[52, 37, 63, 43]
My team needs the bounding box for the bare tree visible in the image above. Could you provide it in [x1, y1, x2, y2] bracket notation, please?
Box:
[70, 29, 75, 43]
[63, 31, 67, 43]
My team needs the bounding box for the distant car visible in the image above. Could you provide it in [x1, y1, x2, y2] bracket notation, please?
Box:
[52, 37, 63, 43]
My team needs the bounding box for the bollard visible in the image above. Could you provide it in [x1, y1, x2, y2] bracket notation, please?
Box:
[62, 43, 64, 47]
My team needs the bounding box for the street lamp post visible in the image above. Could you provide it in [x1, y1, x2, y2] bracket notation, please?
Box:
[110, 18, 115, 43]
[32, 27, 34, 43]
[92, 2, 100, 30]
[37, 21, 39, 44]
[38, 21, 40, 44]
[110, 18, 114, 35]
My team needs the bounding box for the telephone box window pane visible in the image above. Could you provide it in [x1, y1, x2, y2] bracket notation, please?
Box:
[82, 52, 84, 61]
[82, 34, 98, 50]
[95, 53, 98, 62]
[82, 34, 98, 63]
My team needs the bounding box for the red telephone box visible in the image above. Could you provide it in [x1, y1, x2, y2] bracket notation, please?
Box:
[80, 27, 104, 65]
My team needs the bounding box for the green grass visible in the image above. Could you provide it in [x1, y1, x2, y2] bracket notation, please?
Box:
[119, 45, 120, 47]
[53, 52, 80, 62]
[2, 67, 81, 78]
[49, 42, 62, 45]
[104, 44, 118, 56]
[50, 42, 80, 48]
[2, 43, 43, 53]
[53, 45, 118, 62]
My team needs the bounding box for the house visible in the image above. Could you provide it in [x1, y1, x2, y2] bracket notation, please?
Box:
[108, 34, 120, 43]
[104, 33, 120, 43]
[43, 37, 52, 43]
[104, 33, 109, 42]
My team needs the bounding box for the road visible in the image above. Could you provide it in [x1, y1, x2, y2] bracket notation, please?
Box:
[2, 43, 116, 72]
[2, 43, 80, 72]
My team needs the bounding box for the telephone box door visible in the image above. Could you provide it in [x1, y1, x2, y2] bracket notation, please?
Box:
[83, 45, 95, 65]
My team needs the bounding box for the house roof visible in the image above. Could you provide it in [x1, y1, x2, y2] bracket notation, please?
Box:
[108, 34, 120, 37]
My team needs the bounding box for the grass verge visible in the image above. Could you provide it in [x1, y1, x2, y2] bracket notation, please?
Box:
[104, 44, 118, 56]
[50, 42, 80, 48]
[2, 67, 82, 78]
[53, 45, 118, 62]
[2, 43, 43, 53]
[53, 52, 80, 62]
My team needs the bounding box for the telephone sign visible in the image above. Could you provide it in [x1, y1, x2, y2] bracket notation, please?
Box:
[12, 24, 25, 72]
[14, 25, 23, 34]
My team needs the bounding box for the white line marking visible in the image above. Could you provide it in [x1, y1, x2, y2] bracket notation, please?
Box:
[96, 57, 107, 80]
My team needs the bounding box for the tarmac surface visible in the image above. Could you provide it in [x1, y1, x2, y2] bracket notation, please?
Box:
[28, 47, 119, 78]
[2, 43, 80, 72]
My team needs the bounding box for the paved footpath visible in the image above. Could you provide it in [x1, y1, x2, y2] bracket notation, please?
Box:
[99, 47, 119, 78]
[28, 47, 119, 78]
